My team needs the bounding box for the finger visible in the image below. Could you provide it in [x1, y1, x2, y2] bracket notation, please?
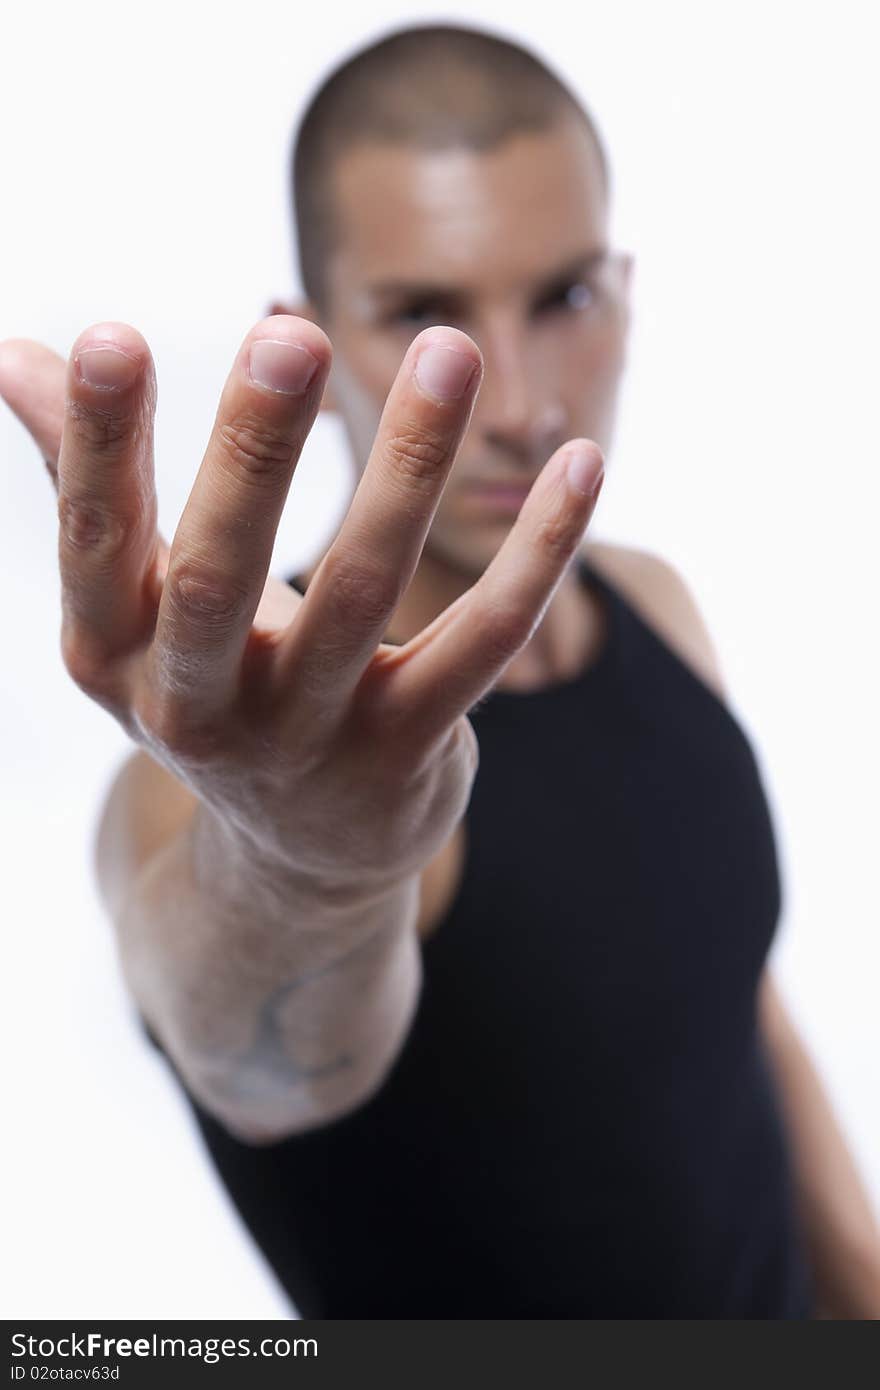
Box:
[57, 322, 161, 669]
[0, 338, 67, 485]
[380, 439, 605, 748]
[151, 315, 331, 711]
[275, 325, 482, 707]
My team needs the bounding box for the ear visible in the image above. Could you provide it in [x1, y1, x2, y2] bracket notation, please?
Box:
[264, 296, 340, 413]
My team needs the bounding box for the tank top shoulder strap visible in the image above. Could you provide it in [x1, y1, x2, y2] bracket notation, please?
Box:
[573, 548, 630, 680]
[580, 549, 760, 755]
[576, 548, 624, 618]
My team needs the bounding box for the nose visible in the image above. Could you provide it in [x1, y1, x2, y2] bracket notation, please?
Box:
[472, 319, 566, 466]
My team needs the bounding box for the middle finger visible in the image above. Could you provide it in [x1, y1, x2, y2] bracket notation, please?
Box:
[275, 326, 482, 708]
[151, 315, 331, 712]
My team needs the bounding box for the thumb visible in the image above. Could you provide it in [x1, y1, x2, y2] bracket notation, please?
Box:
[0, 338, 67, 489]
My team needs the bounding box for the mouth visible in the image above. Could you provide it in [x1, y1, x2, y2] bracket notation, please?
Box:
[459, 478, 537, 516]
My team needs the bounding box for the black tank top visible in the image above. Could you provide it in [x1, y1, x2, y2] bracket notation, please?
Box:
[148, 553, 815, 1318]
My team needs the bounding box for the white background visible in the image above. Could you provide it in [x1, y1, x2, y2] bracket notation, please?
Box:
[1, 0, 877, 1318]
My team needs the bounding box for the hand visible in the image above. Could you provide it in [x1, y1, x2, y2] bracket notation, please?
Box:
[0, 317, 604, 899]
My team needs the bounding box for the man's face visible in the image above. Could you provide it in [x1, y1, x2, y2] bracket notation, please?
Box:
[317, 115, 632, 578]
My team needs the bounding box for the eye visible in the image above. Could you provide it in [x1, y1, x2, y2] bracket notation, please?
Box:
[389, 299, 450, 328]
[535, 279, 597, 316]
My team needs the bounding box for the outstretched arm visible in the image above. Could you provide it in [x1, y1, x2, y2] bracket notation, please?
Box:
[0, 318, 604, 1146]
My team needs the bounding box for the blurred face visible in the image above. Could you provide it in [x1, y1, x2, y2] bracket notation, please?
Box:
[318, 115, 633, 579]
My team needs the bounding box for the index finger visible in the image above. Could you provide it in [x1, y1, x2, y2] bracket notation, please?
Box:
[151, 316, 331, 713]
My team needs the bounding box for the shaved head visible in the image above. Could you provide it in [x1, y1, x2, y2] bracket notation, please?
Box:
[290, 23, 610, 311]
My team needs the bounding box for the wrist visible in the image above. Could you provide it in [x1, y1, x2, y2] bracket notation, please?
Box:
[186, 797, 420, 928]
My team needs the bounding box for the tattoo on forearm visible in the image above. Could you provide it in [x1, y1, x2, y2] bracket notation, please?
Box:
[238, 976, 354, 1091]
[232, 932, 389, 1096]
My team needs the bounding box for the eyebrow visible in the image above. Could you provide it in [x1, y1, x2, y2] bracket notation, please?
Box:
[363, 247, 610, 303]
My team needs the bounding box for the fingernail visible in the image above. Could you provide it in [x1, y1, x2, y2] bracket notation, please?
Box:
[414, 345, 478, 402]
[249, 339, 319, 394]
[75, 346, 140, 390]
[566, 444, 605, 499]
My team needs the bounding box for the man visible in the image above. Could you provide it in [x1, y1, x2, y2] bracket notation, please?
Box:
[1, 23, 878, 1318]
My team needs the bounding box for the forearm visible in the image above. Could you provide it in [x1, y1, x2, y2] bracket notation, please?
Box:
[759, 973, 880, 1318]
[115, 802, 423, 1143]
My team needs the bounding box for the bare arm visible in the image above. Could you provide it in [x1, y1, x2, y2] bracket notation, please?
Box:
[617, 554, 880, 1318]
[758, 970, 880, 1319]
[115, 784, 422, 1144]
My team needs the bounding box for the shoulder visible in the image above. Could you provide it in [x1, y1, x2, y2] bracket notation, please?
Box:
[585, 540, 728, 702]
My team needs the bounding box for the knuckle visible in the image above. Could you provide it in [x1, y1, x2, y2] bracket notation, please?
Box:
[324, 553, 402, 629]
[353, 571, 403, 629]
[535, 512, 581, 562]
[384, 422, 451, 490]
[66, 398, 134, 457]
[58, 493, 143, 564]
[217, 414, 295, 486]
[167, 565, 249, 623]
